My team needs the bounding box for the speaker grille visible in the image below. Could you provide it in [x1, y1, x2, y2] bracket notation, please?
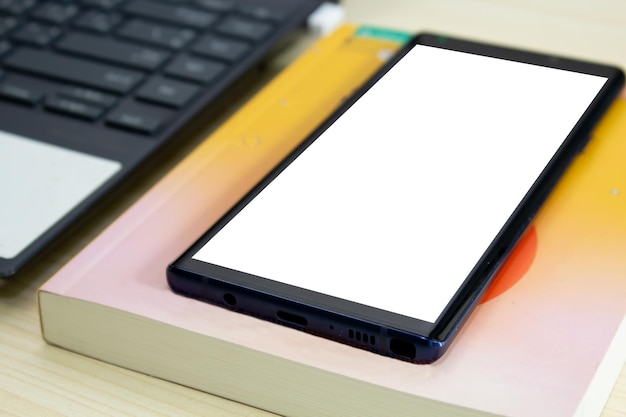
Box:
[348, 329, 375, 345]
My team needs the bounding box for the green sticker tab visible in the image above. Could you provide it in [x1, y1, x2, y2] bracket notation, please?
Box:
[355, 27, 412, 44]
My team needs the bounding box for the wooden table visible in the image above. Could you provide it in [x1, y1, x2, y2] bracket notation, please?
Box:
[2, 1, 625, 415]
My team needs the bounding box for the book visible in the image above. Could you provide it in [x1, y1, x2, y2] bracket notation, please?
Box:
[39, 25, 626, 417]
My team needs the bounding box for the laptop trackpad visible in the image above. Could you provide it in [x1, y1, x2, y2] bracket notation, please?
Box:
[0, 130, 121, 259]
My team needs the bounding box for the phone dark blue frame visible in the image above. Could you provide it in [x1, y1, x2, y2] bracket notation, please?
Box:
[167, 33, 624, 364]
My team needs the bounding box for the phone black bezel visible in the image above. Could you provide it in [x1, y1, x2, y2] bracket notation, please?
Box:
[168, 33, 624, 363]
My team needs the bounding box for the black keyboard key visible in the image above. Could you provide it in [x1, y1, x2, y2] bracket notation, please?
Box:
[191, 34, 249, 62]
[117, 19, 196, 49]
[0, 81, 43, 105]
[0, 16, 19, 36]
[11, 22, 61, 46]
[123, 0, 218, 29]
[238, 4, 289, 22]
[194, 0, 234, 13]
[106, 107, 163, 134]
[0, 40, 11, 56]
[78, 0, 123, 9]
[0, 0, 36, 15]
[59, 86, 117, 108]
[165, 54, 225, 84]
[4, 48, 144, 93]
[30, 2, 79, 24]
[215, 16, 273, 42]
[73, 10, 122, 33]
[136, 76, 199, 108]
[56, 32, 170, 71]
[45, 96, 104, 120]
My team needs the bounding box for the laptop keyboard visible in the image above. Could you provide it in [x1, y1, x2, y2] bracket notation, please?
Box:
[0, 0, 318, 134]
[0, 0, 321, 276]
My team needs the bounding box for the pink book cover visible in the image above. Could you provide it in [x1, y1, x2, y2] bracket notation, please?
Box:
[39, 49, 626, 417]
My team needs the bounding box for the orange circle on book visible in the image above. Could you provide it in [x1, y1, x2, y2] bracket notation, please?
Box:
[480, 225, 538, 304]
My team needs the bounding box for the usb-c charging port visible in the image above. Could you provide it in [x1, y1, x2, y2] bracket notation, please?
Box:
[276, 310, 308, 327]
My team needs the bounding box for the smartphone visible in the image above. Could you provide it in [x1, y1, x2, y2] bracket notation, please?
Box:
[167, 34, 624, 364]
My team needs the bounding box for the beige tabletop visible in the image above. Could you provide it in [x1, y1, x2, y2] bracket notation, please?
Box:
[1, 1, 625, 416]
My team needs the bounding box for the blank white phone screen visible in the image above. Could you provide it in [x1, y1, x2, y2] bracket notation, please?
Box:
[193, 44, 607, 323]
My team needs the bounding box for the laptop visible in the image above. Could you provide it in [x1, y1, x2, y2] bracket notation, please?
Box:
[0, 0, 323, 276]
